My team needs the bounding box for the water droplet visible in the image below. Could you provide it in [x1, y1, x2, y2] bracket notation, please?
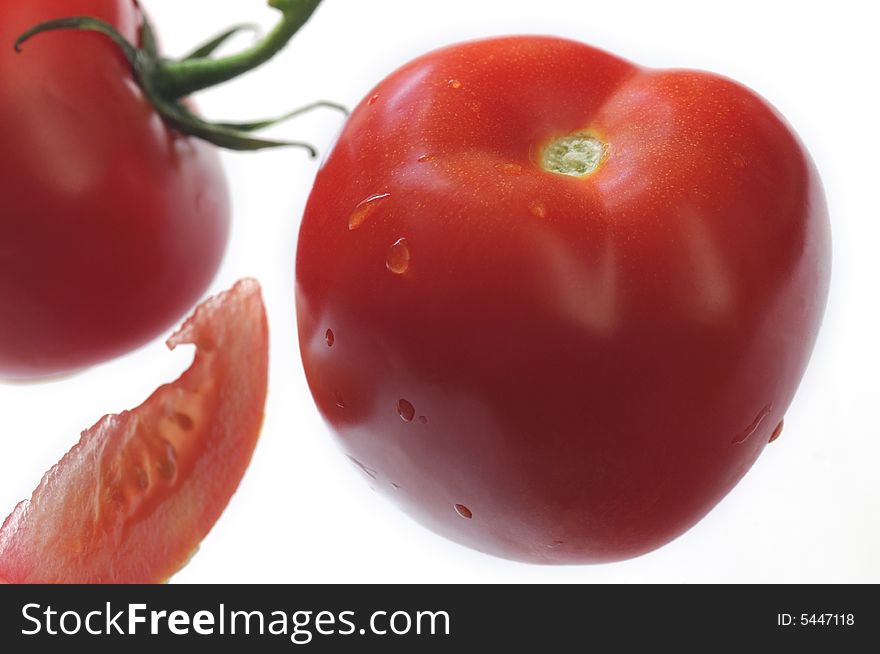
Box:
[173, 412, 194, 431]
[769, 419, 784, 443]
[454, 504, 473, 519]
[448, 79, 462, 89]
[548, 540, 564, 548]
[391, 482, 401, 490]
[529, 201, 547, 219]
[733, 404, 773, 444]
[349, 193, 390, 231]
[367, 93, 380, 106]
[397, 399, 415, 423]
[334, 392, 346, 409]
[156, 441, 178, 481]
[386, 238, 411, 274]
[347, 455, 378, 480]
[325, 329, 335, 347]
[495, 162, 523, 176]
[417, 154, 435, 163]
[418, 416, 428, 425]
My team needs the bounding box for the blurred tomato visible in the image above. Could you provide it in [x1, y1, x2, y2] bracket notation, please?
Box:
[0, 0, 228, 378]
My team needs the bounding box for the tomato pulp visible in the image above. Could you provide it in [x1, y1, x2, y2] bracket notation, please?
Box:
[0, 0, 228, 378]
[296, 37, 830, 563]
[0, 279, 268, 583]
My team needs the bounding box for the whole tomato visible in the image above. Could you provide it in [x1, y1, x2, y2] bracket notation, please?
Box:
[0, 0, 228, 378]
[297, 37, 830, 563]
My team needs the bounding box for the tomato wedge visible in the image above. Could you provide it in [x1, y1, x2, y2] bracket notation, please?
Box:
[0, 279, 268, 583]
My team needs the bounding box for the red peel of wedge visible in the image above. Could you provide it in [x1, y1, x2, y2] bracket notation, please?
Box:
[0, 279, 268, 583]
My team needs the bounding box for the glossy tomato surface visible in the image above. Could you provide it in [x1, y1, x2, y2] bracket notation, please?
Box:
[0, 279, 268, 583]
[0, 0, 228, 378]
[296, 37, 830, 563]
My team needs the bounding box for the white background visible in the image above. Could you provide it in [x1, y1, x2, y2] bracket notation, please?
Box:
[1, 0, 877, 583]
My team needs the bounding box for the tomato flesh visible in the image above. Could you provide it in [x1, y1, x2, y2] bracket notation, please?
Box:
[0, 279, 268, 583]
[0, 0, 229, 378]
[296, 37, 831, 563]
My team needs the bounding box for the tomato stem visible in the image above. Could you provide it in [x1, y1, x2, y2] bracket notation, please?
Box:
[155, 0, 323, 100]
[14, 16, 138, 59]
[540, 133, 608, 177]
[182, 24, 262, 61]
[12, 0, 344, 154]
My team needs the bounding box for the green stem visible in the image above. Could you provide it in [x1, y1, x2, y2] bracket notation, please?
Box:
[183, 23, 260, 61]
[14, 16, 139, 61]
[155, 0, 323, 100]
[12, 0, 341, 154]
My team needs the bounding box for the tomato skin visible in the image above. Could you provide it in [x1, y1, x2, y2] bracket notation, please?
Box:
[0, 279, 268, 583]
[0, 0, 229, 378]
[296, 37, 830, 563]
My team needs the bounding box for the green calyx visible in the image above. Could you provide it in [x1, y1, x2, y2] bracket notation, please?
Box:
[13, 0, 346, 155]
[541, 133, 607, 177]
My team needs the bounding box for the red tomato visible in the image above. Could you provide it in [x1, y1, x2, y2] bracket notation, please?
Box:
[0, 0, 228, 378]
[296, 37, 831, 563]
[0, 279, 268, 583]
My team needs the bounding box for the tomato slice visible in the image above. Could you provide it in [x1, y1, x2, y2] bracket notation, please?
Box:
[0, 279, 268, 583]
